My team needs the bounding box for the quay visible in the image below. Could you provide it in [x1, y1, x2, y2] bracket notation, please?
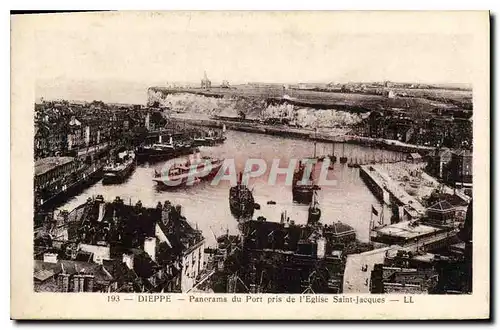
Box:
[170, 116, 434, 153]
[359, 164, 427, 219]
[343, 247, 392, 293]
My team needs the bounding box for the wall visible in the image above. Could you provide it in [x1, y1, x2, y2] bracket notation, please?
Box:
[180, 241, 205, 292]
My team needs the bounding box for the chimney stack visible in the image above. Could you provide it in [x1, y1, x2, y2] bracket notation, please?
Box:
[58, 273, 70, 292]
[79, 275, 85, 292]
[73, 275, 79, 292]
[162, 201, 172, 224]
[86, 275, 95, 292]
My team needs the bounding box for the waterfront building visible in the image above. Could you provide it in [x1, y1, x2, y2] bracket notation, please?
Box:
[449, 149, 473, 186]
[370, 220, 455, 250]
[324, 222, 356, 244]
[426, 148, 452, 179]
[370, 264, 439, 294]
[424, 200, 456, 227]
[35, 157, 76, 191]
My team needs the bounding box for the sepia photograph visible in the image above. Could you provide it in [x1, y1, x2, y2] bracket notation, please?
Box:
[10, 10, 490, 319]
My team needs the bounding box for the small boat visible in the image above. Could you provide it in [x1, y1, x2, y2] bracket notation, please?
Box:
[347, 158, 358, 168]
[193, 136, 207, 146]
[194, 129, 226, 146]
[329, 143, 337, 163]
[339, 144, 348, 164]
[102, 151, 136, 184]
[153, 151, 224, 189]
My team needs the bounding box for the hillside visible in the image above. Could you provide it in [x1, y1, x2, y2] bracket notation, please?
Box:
[147, 89, 364, 128]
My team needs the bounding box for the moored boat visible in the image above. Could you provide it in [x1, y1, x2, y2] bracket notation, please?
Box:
[339, 144, 348, 164]
[307, 191, 321, 225]
[229, 172, 255, 219]
[136, 135, 197, 163]
[102, 150, 136, 185]
[292, 160, 320, 204]
[153, 151, 224, 189]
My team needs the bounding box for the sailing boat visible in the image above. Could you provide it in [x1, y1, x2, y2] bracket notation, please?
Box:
[339, 144, 348, 164]
[329, 143, 337, 163]
[348, 157, 360, 168]
[311, 129, 325, 162]
[307, 190, 321, 225]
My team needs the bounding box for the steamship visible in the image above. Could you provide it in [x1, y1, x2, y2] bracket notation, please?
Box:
[136, 135, 197, 163]
[292, 160, 320, 204]
[102, 150, 136, 185]
[153, 151, 224, 189]
[229, 172, 255, 219]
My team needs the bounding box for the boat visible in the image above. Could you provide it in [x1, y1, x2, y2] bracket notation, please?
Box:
[102, 151, 136, 184]
[193, 135, 208, 147]
[339, 144, 348, 164]
[307, 191, 321, 225]
[347, 157, 358, 168]
[153, 151, 224, 189]
[292, 160, 320, 204]
[311, 129, 325, 162]
[194, 129, 227, 147]
[136, 135, 197, 163]
[329, 143, 337, 163]
[229, 172, 255, 219]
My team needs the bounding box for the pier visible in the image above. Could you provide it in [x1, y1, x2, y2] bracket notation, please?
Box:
[359, 164, 427, 219]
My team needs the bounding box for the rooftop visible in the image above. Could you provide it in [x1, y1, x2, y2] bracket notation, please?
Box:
[35, 156, 75, 177]
[374, 221, 440, 240]
[427, 200, 455, 212]
[34, 259, 113, 283]
[452, 149, 473, 157]
[328, 221, 356, 236]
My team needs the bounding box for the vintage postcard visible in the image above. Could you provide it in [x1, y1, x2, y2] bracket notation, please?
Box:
[11, 11, 490, 320]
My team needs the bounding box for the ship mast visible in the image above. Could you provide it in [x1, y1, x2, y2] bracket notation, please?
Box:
[313, 128, 317, 158]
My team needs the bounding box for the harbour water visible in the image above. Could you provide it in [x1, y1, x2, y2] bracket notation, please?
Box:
[57, 130, 403, 246]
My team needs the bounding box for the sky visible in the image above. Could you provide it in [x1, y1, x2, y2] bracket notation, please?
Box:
[24, 11, 480, 103]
